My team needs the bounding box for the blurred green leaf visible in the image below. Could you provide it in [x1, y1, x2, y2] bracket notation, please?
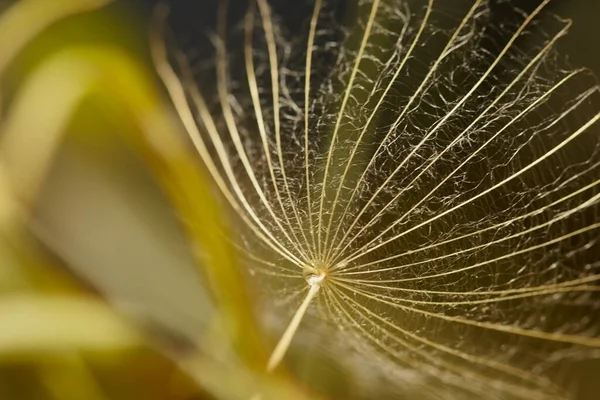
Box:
[0, 0, 114, 79]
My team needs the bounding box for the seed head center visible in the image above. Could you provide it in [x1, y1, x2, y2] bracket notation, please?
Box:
[302, 262, 330, 287]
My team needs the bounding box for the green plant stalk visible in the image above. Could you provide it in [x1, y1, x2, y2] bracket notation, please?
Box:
[0, 45, 268, 370]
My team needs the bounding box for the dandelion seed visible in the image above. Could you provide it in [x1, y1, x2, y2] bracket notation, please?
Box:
[155, 0, 600, 398]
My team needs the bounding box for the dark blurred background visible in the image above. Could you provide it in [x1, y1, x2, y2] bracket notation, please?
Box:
[129, 0, 600, 78]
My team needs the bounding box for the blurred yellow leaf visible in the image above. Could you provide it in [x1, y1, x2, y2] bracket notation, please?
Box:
[0, 295, 140, 359]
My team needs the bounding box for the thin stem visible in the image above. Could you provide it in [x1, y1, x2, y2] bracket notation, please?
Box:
[266, 283, 320, 372]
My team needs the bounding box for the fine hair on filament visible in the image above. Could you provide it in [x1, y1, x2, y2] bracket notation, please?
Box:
[154, 0, 600, 398]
